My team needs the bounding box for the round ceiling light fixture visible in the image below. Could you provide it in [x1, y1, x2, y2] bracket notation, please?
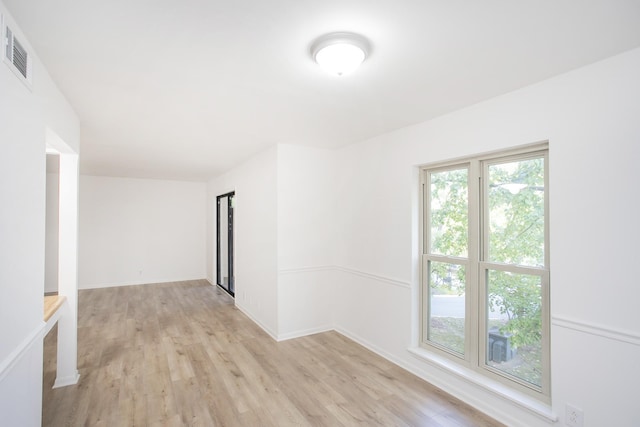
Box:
[311, 32, 370, 76]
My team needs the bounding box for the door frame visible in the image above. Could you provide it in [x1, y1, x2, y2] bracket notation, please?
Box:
[216, 191, 235, 297]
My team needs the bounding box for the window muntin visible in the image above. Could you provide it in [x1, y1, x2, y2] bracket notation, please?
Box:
[422, 145, 549, 400]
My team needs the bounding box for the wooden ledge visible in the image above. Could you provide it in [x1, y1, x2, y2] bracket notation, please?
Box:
[44, 295, 67, 322]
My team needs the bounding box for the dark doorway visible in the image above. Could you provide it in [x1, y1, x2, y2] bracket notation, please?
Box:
[216, 192, 235, 296]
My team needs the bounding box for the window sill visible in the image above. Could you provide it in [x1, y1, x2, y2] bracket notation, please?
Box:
[407, 346, 557, 423]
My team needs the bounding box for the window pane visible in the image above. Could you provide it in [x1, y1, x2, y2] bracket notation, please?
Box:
[427, 261, 466, 355]
[486, 269, 542, 388]
[488, 157, 545, 267]
[430, 168, 468, 257]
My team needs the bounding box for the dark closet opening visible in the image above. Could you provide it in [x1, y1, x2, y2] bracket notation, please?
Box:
[216, 192, 235, 296]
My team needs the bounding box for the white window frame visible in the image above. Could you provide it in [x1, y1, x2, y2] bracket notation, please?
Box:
[420, 143, 550, 402]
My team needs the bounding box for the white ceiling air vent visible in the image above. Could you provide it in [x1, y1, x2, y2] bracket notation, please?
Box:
[3, 16, 32, 88]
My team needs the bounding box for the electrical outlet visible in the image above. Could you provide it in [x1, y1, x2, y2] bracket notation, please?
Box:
[566, 404, 583, 427]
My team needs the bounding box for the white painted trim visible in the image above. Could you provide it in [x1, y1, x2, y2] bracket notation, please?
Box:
[235, 303, 278, 341]
[407, 347, 556, 423]
[278, 265, 411, 289]
[334, 325, 555, 426]
[278, 266, 334, 275]
[79, 276, 208, 290]
[552, 316, 640, 346]
[277, 325, 333, 342]
[0, 322, 45, 384]
[333, 266, 411, 289]
[53, 372, 80, 388]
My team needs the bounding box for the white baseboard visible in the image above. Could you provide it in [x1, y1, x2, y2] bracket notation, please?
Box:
[79, 277, 208, 290]
[235, 303, 278, 341]
[333, 326, 554, 427]
[277, 325, 333, 342]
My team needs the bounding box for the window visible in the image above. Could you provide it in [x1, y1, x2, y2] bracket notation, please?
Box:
[422, 144, 549, 400]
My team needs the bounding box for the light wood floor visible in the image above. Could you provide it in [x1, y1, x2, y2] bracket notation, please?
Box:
[43, 280, 504, 427]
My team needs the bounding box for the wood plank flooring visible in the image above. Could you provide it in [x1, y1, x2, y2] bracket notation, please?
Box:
[43, 280, 504, 427]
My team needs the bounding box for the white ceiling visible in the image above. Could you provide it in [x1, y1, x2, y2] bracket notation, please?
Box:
[5, 0, 640, 181]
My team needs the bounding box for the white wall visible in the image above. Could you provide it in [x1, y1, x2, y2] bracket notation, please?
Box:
[203, 48, 640, 426]
[78, 176, 206, 289]
[277, 144, 335, 339]
[45, 168, 60, 293]
[207, 146, 279, 337]
[276, 144, 336, 270]
[206, 144, 336, 340]
[331, 48, 640, 426]
[0, 1, 80, 424]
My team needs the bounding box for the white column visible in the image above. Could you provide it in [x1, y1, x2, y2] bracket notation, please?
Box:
[53, 152, 80, 388]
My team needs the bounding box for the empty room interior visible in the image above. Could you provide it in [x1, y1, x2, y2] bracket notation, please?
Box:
[2, 1, 640, 426]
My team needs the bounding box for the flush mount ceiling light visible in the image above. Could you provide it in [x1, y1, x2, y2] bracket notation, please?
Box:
[311, 32, 370, 76]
